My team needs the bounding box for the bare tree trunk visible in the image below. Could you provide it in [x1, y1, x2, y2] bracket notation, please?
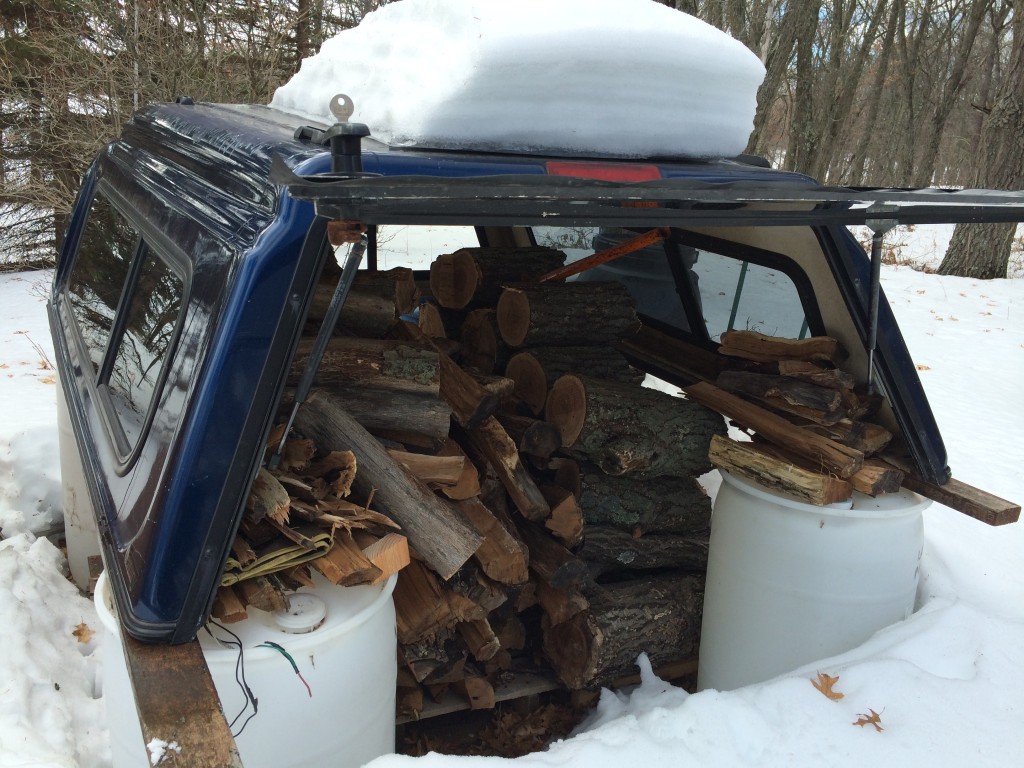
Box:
[911, 0, 990, 186]
[843, 0, 900, 184]
[939, 8, 1024, 279]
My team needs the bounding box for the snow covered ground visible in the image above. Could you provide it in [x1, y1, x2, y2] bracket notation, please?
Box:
[1, 230, 1021, 766]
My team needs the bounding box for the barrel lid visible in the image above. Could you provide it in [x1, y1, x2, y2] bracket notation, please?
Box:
[273, 593, 327, 634]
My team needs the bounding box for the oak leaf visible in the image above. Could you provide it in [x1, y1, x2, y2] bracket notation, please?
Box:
[811, 672, 844, 701]
[72, 622, 95, 644]
[853, 709, 884, 732]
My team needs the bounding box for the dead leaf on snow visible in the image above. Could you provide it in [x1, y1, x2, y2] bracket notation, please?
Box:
[811, 672, 844, 701]
[73, 623, 95, 644]
[916, 364, 931, 371]
[853, 708, 884, 732]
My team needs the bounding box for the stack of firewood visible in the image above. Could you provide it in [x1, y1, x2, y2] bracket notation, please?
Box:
[213, 249, 727, 718]
[686, 329, 906, 505]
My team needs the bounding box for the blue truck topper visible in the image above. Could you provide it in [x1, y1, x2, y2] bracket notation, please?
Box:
[49, 101, 1023, 642]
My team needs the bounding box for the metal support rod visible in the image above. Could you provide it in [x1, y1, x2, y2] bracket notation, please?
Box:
[864, 207, 897, 396]
[866, 230, 883, 394]
[726, 260, 750, 333]
[268, 234, 367, 468]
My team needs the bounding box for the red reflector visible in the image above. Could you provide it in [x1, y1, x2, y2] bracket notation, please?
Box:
[545, 160, 662, 182]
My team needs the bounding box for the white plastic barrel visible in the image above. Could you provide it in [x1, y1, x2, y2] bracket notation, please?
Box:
[96, 571, 397, 768]
[697, 469, 929, 691]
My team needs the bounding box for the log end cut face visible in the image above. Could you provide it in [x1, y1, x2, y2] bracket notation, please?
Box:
[429, 250, 482, 309]
[545, 374, 587, 448]
[496, 287, 531, 347]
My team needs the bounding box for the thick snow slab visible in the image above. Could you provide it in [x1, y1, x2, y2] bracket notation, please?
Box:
[271, 0, 765, 159]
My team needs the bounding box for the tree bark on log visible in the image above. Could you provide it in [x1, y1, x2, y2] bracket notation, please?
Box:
[308, 269, 418, 337]
[577, 526, 709, 579]
[514, 518, 588, 590]
[429, 247, 567, 309]
[546, 375, 725, 478]
[572, 465, 712, 535]
[390, 320, 499, 428]
[496, 282, 640, 348]
[294, 390, 482, 580]
[716, 369, 848, 426]
[543, 574, 704, 689]
[290, 337, 440, 394]
[313, 385, 452, 443]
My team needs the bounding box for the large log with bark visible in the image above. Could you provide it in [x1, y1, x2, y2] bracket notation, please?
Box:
[309, 268, 419, 337]
[313, 386, 452, 443]
[563, 463, 712, 535]
[496, 282, 640, 348]
[429, 247, 567, 309]
[504, 346, 644, 415]
[294, 390, 482, 580]
[545, 375, 725, 478]
[577, 526, 710, 579]
[543, 574, 704, 689]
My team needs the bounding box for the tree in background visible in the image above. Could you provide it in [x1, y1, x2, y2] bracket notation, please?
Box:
[2, 0, 1020, 277]
[938, 3, 1024, 278]
[0, 0, 389, 267]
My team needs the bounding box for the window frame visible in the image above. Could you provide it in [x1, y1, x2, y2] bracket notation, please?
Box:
[667, 229, 826, 347]
[62, 181, 191, 472]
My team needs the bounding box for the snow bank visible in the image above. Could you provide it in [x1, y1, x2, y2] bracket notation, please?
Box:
[0, 271, 63, 538]
[271, 0, 765, 158]
[0, 534, 108, 767]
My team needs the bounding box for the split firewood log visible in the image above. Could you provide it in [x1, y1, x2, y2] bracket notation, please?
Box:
[708, 434, 854, 506]
[683, 381, 863, 479]
[456, 497, 530, 586]
[453, 417, 550, 522]
[717, 329, 844, 364]
[294, 390, 482, 580]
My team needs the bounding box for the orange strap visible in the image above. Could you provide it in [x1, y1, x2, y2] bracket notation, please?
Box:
[536, 227, 671, 283]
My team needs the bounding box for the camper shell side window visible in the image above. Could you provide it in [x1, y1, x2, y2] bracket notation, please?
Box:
[63, 187, 187, 464]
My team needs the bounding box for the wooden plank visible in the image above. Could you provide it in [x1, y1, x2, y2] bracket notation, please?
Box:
[900, 473, 1021, 526]
[121, 634, 243, 767]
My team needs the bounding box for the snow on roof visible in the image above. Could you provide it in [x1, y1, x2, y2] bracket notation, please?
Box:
[270, 0, 765, 159]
